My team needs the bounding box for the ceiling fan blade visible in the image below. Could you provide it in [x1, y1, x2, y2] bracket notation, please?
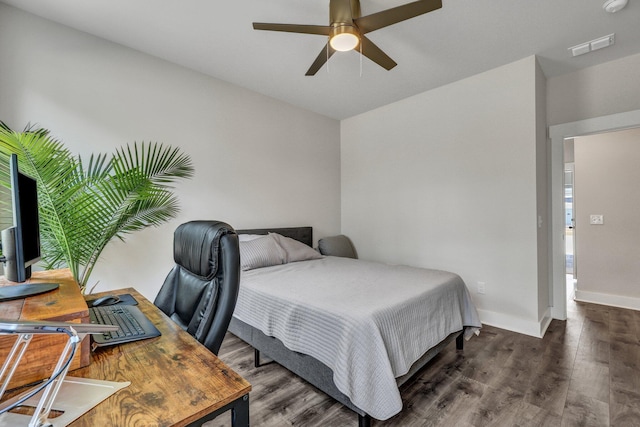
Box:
[355, 0, 442, 34]
[359, 35, 397, 70]
[306, 43, 337, 76]
[253, 23, 331, 36]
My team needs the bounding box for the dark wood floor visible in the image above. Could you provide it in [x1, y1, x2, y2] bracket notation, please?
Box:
[208, 296, 640, 426]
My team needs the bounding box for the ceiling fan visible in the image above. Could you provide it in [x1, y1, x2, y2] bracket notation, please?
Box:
[253, 0, 442, 76]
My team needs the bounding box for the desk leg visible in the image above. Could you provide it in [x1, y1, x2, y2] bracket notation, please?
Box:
[185, 393, 249, 427]
[232, 394, 250, 427]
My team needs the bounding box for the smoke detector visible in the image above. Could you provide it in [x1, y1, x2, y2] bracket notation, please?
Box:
[603, 0, 628, 13]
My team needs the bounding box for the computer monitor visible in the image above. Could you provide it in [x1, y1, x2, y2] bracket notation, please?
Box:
[0, 155, 57, 296]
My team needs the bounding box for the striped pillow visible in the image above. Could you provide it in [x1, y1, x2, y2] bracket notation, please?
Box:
[269, 233, 323, 263]
[239, 235, 285, 271]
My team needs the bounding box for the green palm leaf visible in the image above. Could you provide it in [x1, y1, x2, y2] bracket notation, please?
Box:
[0, 122, 194, 291]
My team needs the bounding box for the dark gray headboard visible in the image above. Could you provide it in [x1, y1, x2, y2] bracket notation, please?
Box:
[236, 227, 313, 247]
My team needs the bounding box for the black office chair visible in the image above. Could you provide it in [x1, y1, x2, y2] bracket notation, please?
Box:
[154, 220, 240, 355]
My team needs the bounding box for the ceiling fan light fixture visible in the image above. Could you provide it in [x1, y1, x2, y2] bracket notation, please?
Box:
[330, 25, 359, 51]
[253, 0, 443, 75]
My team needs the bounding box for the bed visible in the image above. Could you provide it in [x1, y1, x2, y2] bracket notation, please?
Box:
[229, 227, 481, 426]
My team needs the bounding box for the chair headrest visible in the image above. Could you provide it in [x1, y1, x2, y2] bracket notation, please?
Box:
[173, 220, 236, 280]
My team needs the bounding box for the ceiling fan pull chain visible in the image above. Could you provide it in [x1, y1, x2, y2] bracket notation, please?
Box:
[359, 42, 363, 77]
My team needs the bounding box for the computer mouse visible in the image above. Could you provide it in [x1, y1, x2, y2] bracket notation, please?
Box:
[91, 295, 121, 307]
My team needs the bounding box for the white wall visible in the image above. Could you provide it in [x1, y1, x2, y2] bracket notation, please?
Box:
[341, 56, 548, 337]
[0, 4, 341, 300]
[547, 52, 640, 126]
[547, 54, 640, 319]
[573, 128, 640, 309]
[535, 59, 550, 323]
[11, 3, 640, 335]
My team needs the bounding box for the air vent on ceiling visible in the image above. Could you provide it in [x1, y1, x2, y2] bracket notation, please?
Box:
[569, 34, 615, 57]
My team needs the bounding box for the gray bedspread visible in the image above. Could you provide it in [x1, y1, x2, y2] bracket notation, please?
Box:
[233, 256, 481, 420]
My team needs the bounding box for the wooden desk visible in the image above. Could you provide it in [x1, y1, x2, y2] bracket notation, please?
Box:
[0, 269, 91, 389]
[76, 287, 251, 427]
[1, 271, 251, 427]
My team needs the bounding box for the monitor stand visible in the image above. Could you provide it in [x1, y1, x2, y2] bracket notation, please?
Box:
[0, 283, 59, 302]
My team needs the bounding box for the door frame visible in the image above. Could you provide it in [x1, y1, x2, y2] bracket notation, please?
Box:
[549, 108, 640, 320]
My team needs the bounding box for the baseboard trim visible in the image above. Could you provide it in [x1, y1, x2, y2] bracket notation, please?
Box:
[538, 307, 553, 337]
[477, 308, 550, 338]
[574, 290, 640, 312]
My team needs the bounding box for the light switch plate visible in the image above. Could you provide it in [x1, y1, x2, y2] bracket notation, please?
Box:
[590, 214, 604, 225]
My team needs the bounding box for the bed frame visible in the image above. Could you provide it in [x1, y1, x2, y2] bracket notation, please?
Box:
[230, 227, 464, 427]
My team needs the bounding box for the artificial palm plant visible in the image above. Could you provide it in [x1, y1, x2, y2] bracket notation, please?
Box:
[0, 122, 194, 291]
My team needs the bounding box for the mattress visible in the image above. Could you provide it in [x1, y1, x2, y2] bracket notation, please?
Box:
[232, 256, 481, 420]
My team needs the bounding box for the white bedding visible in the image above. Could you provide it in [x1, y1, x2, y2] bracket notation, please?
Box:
[233, 256, 481, 420]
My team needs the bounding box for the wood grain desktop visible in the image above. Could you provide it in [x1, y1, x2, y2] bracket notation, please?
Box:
[0, 270, 251, 427]
[75, 287, 251, 426]
[0, 269, 91, 389]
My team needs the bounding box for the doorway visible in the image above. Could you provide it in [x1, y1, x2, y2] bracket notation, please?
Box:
[564, 161, 575, 300]
[549, 108, 640, 320]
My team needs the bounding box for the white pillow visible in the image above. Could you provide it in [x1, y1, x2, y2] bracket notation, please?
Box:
[239, 235, 286, 271]
[238, 233, 265, 242]
[269, 232, 323, 263]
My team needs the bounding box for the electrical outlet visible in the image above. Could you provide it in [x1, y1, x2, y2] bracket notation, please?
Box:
[590, 214, 604, 225]
[477, 282, 486, 294]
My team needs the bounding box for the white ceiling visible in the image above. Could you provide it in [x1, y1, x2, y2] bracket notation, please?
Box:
[3, 0, 640, 120]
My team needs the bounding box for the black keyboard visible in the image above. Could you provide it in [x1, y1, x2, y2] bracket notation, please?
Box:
[89, 304, 161, 347]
